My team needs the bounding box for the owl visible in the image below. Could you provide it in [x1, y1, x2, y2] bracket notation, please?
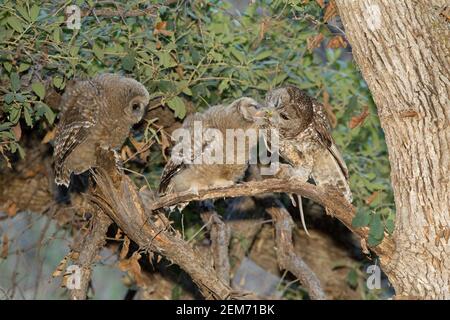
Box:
[263, 85, 352, 235]
[265, 85, 352, 202]
[54, 73, 150, 187]
[159, 97, 262, 195]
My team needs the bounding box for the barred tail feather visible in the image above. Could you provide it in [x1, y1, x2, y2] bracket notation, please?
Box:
[311, 149, 352, 203]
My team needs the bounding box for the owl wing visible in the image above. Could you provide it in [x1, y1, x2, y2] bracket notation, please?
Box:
[54, 80, 99, 186]
[312, 100, 349, 180]
[311, 106, 352, 202]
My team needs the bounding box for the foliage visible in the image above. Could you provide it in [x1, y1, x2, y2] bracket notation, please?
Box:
[0, 1, 394, 245]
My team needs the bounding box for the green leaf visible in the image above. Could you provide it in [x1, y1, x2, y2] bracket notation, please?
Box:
[9, 107, 21, 124]
[352, 208, 370, 228]
[24, 106, 33, 127]
[122, 54, 135, 71]
[167, 96, 186, 119]
[10, 73, 21, 92]
[346, 269, 358, 289]
[32, 82, 46, 100]
[53, 28, 61, 43]
[254, 50, 272, 61]
[36, 103, 55, 124]
[0, 122, 13, 131]
[18, 63, 31, 73]
[3, 62, 12, 73]
[4, 93, 15, 104]
[30, 5, 40, 21]
[17, 5, 30, 22]
[158, 51, 177, 68]
[218, 79, 229, 93]
[17, 144, 25, 159]
[230, 47, 245, 64]
[385, 219, 395, 235]
[93, 43, 104, 60]
[369, 213, 384, 242]
[53, 76, 64, 89]
[7, 16, 24, 33]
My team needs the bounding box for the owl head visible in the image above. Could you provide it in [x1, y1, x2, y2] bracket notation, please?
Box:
[94, 73, 150, 124]
[263, 85, 313, 137]
[228, 97, 264, 126]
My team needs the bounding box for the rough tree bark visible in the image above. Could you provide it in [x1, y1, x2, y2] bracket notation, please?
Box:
[335, 0, 450, 298]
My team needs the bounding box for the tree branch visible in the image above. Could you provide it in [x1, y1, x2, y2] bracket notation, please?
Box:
[263, 198, 326, 300]
[150, 179, 395, 261]
[89, 149, 232, 299]
[69, 210, 111, 300]
[199, 202, 231, 286]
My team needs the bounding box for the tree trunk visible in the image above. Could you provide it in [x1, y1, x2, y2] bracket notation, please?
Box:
[335, 0, 450, 298]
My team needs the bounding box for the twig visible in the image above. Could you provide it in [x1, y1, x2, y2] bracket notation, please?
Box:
[199, 202, 231, 285]
[69, 210, 111, 300]
[263, 198, 326, 300]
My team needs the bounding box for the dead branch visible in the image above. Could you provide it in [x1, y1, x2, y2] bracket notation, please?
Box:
[263, 198, 326, 300]
[69, 210, 111, 300]
[149, 179, 395, 261]
[89, 149, 231, 299]
[199, 202, 231, 285]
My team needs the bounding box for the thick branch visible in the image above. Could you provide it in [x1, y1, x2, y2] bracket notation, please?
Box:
[89, 150, 232, 299]
[150, 179, 395, 261]
[200, 203, 231, 286]
[263, 198, 326, 300]
[69, 211, 111, 300]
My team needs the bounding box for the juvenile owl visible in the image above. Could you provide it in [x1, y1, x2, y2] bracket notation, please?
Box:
[159, 97, 262, 195]
[265, 85, 352, 202]
[54, 73, 150, 187]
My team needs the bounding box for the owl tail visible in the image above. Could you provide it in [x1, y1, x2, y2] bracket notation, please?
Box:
[311, 147, 352, 203]
[54, 163, 71, 188]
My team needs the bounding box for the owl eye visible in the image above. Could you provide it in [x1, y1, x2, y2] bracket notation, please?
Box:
[280, 112, 289, 120]
[132, 103, 140, 111]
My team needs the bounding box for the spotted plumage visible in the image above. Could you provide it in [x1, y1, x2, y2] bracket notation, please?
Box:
[54, 73, 150, 187]
[264, 85, 352, 202]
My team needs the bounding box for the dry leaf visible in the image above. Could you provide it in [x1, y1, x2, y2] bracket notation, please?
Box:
[118, 252, 149, 287]
[327, 35, 347, 49]
[324, 1, 337, 22]
[307, 33, 324, 52]
[316, 0, 325, 8]
[1, 234, 8, 259]
[121, 145, 133, 161]
[41, 128, 56, 144]
[176, 65, 184, 78]
[12, 123, 22, 141]
[120, 236, 130, 260]
[160, 130, 171, 161]
[52, 255, 69, 277]
[348, 106, 370, 129]
[365, 191, 379, 205]
[154, 21, 173, 36]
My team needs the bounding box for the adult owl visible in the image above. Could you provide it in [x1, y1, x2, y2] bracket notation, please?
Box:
[54, 73, 150, 187]
[264, 85, 352, 233]
[159, 97, 262, 195]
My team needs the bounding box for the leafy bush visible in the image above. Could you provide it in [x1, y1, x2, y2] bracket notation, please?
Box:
[0, 0, 394, 244]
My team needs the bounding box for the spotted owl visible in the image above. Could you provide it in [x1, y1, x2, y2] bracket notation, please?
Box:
[159, 97, 262, 195]
[54, 73, 150, 187]
[264, 85, 352, 203]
